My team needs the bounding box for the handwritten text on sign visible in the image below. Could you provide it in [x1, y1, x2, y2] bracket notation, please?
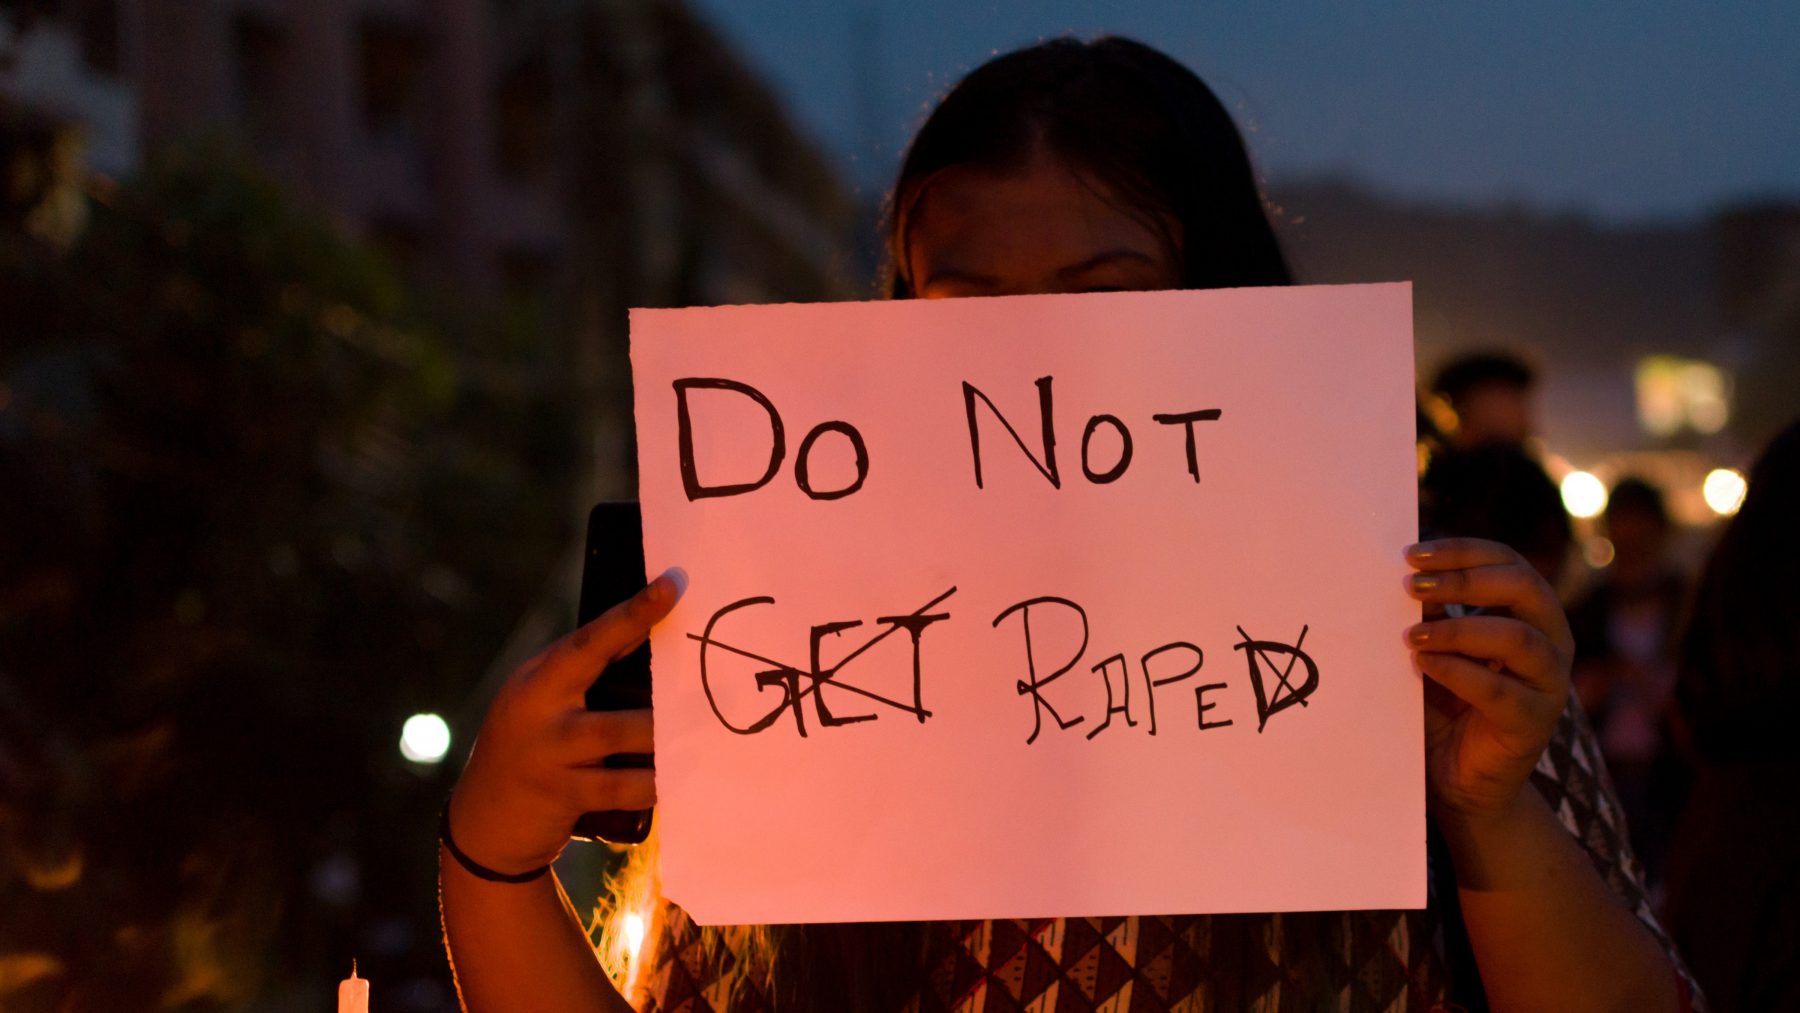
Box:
[632, 284, 1423, 925]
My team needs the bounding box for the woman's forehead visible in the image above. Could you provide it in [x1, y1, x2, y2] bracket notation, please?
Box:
[904, 158, 1179, 291]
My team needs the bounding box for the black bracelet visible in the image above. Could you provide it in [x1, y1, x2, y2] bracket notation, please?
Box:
[438, 802, 550, 884]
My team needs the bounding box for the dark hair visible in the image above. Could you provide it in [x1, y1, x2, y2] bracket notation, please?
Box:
[1420, 444, 1572, 578]
[1677, 418, 1800, 760]
[886, 35, 1292, 297]
[1604, 475, 1669, 528]
[1430, 352, 1537, 404]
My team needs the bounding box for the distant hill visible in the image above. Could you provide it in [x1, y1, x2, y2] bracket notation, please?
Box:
[1270, 179, 1720, 372]
[1265, 179, 1786, 461]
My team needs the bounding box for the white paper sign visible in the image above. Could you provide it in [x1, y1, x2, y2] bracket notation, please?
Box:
[631, 283, 1423, 925]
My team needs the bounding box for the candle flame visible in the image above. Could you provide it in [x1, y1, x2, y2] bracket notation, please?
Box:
[624, 912, 647, 960]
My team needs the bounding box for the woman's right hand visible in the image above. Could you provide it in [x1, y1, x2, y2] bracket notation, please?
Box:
[446, 571, 684, 876]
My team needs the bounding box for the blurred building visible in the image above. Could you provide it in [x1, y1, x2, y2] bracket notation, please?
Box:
[5, 0, 863, 519]
[40, 0, 868, 715]
[9, 0, 858, 306]
[1, 8, 131, 248]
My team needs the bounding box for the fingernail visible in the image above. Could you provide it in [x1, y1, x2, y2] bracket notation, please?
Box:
[1404, 542, 1435, 562]
[1408, 574, 1440, 594]
[658, 566, 689, 599]
[1405, 623, 1432, 646]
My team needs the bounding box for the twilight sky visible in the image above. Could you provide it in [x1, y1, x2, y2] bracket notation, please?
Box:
[689, 1, 1800, 223]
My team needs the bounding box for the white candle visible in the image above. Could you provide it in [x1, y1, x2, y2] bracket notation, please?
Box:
[338, 961, 369, 1013]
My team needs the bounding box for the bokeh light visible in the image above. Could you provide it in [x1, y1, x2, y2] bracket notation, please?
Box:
[1560, 470, 1609, 519]
[1636, 356, 1732, 437]
[1703, 468, 1747, 516]
[400, 713, 451, 764]
[1583, 536, 1617, 569]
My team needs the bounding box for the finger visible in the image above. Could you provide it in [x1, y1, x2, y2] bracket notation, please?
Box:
[571, 767, 656, 813]
[1403, 564, 1572, 654]
[1405, 538, 1525, 572]
[1405, 615, 1563, 694]
[611, 630, 651, 664]
[1423, 677, 1466, 731]
[1403, 563, 1536, 611]
[535, 568, 687, 695]
[558, 709, 654, 763]
[1412, 651, 1544, 736]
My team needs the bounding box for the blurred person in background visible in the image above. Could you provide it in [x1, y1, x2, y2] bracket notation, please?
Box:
[1664, 418, 1800, 1013]
[1430, 351, 1538, 450]
[1420, 442, 1572, 588]
[1569, 477, 1691, 892]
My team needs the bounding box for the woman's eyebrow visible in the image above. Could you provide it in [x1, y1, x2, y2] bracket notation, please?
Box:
[1055, 249, 1157, 279]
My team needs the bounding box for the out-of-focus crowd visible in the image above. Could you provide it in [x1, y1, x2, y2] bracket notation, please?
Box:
[1420, 352, 1799, 1012]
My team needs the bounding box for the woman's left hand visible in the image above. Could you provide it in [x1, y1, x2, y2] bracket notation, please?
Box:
[1403, 538, 1574, 825]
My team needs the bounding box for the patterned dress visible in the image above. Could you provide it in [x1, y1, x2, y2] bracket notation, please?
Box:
[637, 694, 1702, 1012]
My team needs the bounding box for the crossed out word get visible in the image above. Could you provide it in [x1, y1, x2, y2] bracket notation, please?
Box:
[687, 589, 1319, 743]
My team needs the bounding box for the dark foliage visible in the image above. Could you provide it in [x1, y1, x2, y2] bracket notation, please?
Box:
[0, 148, 579, 1008]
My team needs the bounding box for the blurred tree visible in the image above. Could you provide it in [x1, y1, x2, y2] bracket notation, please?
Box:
[0, 144, 581, 1009]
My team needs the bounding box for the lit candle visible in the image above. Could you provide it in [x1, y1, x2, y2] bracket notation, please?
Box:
[338, 961, 369, 1013]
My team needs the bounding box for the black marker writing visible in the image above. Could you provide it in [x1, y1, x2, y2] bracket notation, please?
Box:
[1234, 624, 1318, 732]
[990, 595, 1088, 744]
[675, 377, 871, 502]
[692, 589, 955, 736]
[1080, 414, 1133, 484]
[1152, 409, 1223, 483]
[674, 378, 785, 500]
[964, 377, 1223, 490]
[1087, 653, 1136, 739]
[794, 421, 869, 501]
[963, 376, 1060, 489]
[985, 598, 1328, 739]
[694, 596, 790, 734]
[1194, 681, 1233, 730]
[1141, 641, 1204, 735]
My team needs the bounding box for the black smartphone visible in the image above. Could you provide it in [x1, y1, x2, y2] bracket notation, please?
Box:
[570, 501, 654, 844]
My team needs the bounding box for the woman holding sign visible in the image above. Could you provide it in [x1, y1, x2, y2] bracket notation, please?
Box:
[440, 37, 1697, 1012]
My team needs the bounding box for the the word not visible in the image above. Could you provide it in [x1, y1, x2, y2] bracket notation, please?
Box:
[964, 376, 1222, 488]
